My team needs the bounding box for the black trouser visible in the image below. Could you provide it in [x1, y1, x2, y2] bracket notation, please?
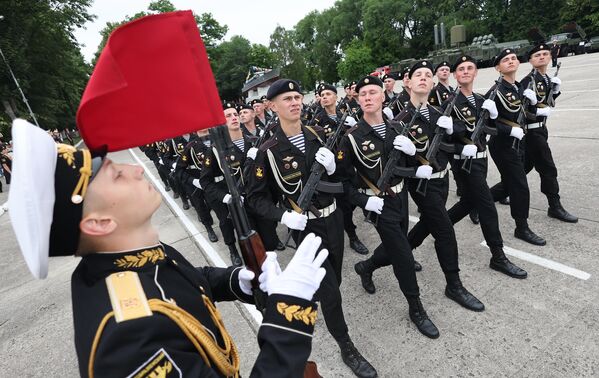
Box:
[157, 163, 180, 195]
[211, 201, 236, 246]
[152, 160, 170, 188]
[292, 209, 348, 342]
[173, 170, 190, 203]
[552, 56, 558, 67]
[367, 191, 420, 297]
[182, 181, 214, 226]
[248, 212, 280, 251]
[524, 126, 560, 203]
[407, 175, 460, 275]
[335, 193, 357, 237]
[411, 157, 504, 249]
[488, 136, 530, 221]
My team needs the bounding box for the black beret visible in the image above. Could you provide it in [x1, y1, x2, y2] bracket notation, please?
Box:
[266, 79, 302, 100]
[250, 98, 263, 106]
[452, 55, 477, 71]
[401, 66, 410, 79]
[381, 73, 396, 81]
[435, 61, 451, 73]
[527, 42, 551, 59]
[343, 83, 350, 89]
[260, 95, 267, 101]
[354, 75, 383, 93]
[493, 48, 517, 66]
[317, 83, 337, 95]
[408, 60, 434, 78]
[350, 81, 357, 87]
[223, 102, 237, 111]
[239, 103, 253, 111]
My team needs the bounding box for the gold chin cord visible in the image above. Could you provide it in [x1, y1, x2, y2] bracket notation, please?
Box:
[88, 296, 240, 378]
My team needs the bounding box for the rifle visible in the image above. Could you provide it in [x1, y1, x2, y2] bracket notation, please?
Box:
[282, 112, 349, 246]
[415, 86, 461, 196]
[461, 76, 503, 173]
[209, 125, 268, 313]
[514, 69, 536, 152]
[365, 105, 423, 225]
[242, 116, 279, 182]
[546, 62, 561, 108]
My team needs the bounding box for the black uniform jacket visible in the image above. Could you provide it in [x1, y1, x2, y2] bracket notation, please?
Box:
[336, 118, 410, 209]
[383, 91, 398, 108]
[178, 137, 211, 184]
[387, 89, 411, 117]
[200, 134, 254, 203]
[443, 91, 488, 154]
[72, 243, 318, 377]
[310, 107, 343, 139]
[428, 83, 454, 107]
[246, 125, 337, 222]
[140, 142, 159, 162]
[395, 102, 452, 173]
[520, 70, 560, 123]
[486, 79, 537, 137]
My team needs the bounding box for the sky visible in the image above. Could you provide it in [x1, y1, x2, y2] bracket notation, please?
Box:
[74, 0, 337, 62]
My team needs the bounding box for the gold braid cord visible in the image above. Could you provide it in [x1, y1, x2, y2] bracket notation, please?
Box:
[88, 296, 240, 378]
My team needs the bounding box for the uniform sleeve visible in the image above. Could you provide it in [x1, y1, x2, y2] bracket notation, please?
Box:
[245, 149, 286, 222]
[200, 266, 254, 304]
[250, 294, 318, 378]
[199, 149, 228, 203]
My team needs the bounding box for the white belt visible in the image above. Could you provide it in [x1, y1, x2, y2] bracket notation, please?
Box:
[358, 182, 403, 196]
[526, 122, 543, 130]
[307, 199, 337, 220]
[429, 168, 448, 179]
[453, 151, 487, 160]
[214, 176, 224, 183]
[187, 166, 199, 170]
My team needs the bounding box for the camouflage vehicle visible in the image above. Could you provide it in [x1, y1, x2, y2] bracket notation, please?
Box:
[549, 22, 587, 56]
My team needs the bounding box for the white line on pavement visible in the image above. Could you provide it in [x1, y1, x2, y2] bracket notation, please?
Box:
[409, 214, 591, 281]
[128, 148, 264, 324]
[480, 241, 591, 281]
[560, 89, 599, 93]
[553, 108, 599, 111]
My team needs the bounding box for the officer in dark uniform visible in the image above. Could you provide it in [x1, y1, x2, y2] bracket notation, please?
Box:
[385, 67, 411, 118]
[252, 98, 271, 128]
[345, 81, 363, 120]
[520, 43, 577, 223]
[403, 61, 485, 312]
[171, 134, 195, 210]
[408, 55, 527, 279]
[337, 75, 440, 339]
[487, 48, 546, 245]
[246, 79, 377, 378]
[337, 83, 351, 112]
[428, 61, 454, 107]
[155, 139, 182, 199]
[8, 119, 328, 378]
[382, 73, 398, 107]
[177, 130, 219, 242]
[140, 142, 171, 191]
[310, 83, 369, 255]
[239, 103, 264, 138]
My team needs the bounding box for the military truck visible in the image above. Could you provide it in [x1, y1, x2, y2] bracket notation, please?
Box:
[549, 22, 588, 56]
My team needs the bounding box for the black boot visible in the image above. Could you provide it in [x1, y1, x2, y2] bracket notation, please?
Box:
[548, 198, 578, 223]
[164, 183, 171, 192]
[407, 296, 439, 339]
[354, 259, 376, 294]
[205, 225, 218, 242]
[182, 198, 190, 210]
[445, 274, 485, 312]
[349, 235, 369, 255]
[228, 244, 242, 267]
[498, 197, 510, 205]
[514, 219, 546, 246]
[469, 209, 479, 224]
[173, 191, 180, 199]
[489, 246, 527, 279]
[414, 260, 422, 272]
[338, 339, 378, 378]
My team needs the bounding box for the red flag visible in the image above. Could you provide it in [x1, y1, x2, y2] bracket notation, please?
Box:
[77, 10, 224, 153]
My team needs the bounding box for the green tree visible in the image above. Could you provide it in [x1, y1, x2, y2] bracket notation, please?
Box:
[248, 43, 275, 69]
[337, 39, 376, 82]
[560, 0, 599, 36]
[212, 36, 252, 100]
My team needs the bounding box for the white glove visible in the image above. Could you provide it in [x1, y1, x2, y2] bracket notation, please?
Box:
[393, 135, 416, 156]
[536, 107, 552, 118]
[344, 116, 357, 127]
[192, 179, 202, 189]
[436, 115, 453, 135]
[365, 196, 384, 214]
[551, 77, 561, 92]
[383, 107, 394, 120]
[415, 165, 433, 179]
[280, 211, 308, 231]
[259, 129, 265, 136]
[222, 194, 232, 204]
[158, 158, 164, 165]
[482, 99, 498, 119]
[259, 233, 328, 301]
[523, 89, 538, 105]
[510, 127, 524, 140]
[461, 144, 478, 158]
[247, 147, 258, 160]
[238, 268, 255, 296]
[171, 162, 177, 170]
[315, 147, 336, 175]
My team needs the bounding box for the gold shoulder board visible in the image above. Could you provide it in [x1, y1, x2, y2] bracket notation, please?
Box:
[105, 271, 152, 323]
